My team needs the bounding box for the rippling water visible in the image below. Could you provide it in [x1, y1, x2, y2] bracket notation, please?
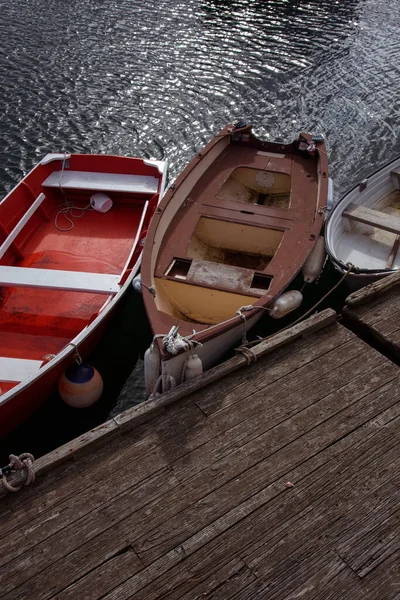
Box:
[1, 0, 399, 196]
[0, 0, 399, 456]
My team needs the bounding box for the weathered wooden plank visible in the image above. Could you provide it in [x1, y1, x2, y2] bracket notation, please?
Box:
[210, 338, 374, 432]
[114, 309, 337, 432]
[1, 307, 400, 600]
[311, 550, 400, 600]
[344, 289, 400, 362]
[131, 366, 399, 566]
[242, 454, 400, 580]
[194, 322, 354, 416]
[177, 399, 400, 582]
[171, 347, 386, 483]
[343, 203, 400, 234]
[345, 269, 400, 308]
[231, 551, 346, 600]
[0, 405, 221, 593]
[0, 400, 215, 548]
[85, 400, 400, 600]
[0, 322, 350, 592]
[346, 291, 400, 321]
[0, 419, 120, 502]
[182, 443, 400, 600]
[50, 546, 144, 600]
[5, 360, 397, 600]
[336, 499, 400, 578]
[0, 467, 179, 572]
[0, 309, 336, 500]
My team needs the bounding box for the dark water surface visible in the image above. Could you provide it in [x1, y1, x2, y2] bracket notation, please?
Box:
[0, 0, 399, 460]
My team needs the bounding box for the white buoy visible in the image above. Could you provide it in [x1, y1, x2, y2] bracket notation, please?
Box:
[269, 290, 303, 319]
[132, 274, 142, 293]
[58, 363, 103, 408]
[302, 236, 326, 283]
[144, 343, 160, 394]
[183, 354, 203, 382]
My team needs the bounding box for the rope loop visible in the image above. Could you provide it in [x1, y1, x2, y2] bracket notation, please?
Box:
[235, 345, 258, 366]
[1, 453, 35, 493]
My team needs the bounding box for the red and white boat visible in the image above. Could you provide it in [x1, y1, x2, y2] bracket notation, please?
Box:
[0, 152, 167, 437]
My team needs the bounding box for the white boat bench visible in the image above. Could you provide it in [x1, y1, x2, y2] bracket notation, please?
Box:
[343, 203, 400, 235]
[0, 357, 43, 382]
[42, 171, 159, 195]
[0, 266, 121, 294]
[0, 193, 46, 260]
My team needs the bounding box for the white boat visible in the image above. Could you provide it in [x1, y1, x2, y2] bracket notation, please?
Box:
[325, 156, 400, 289]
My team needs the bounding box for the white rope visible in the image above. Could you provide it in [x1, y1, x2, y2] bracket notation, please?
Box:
[54, 200, 92, 232]
[162, 327, 202, 355]
[68, 342, 83, 365]
[1, 453, 35, 493]
[236, 305, 270, 344]
[54, 152, 92, 232]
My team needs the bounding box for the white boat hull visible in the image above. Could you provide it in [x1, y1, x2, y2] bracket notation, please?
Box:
[326, 156, 400, 290]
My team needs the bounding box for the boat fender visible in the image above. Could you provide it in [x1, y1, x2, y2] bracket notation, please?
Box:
[269, 290, 303, 319]
[144, 343, 160, 395]
[90, 193, 113, 213]
[132, 274, 142, 293]
[302, 236, 326, 284]
[183, 354, 203, 382]
[58, 363, 103, 408]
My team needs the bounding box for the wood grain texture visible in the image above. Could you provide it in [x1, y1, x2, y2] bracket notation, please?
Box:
[343, 202, 400, 234]
[0, 314, 399, 600]
[344, 275, 400, 364]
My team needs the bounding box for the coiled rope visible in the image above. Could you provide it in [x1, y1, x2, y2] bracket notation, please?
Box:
[1, 453, 35, 492]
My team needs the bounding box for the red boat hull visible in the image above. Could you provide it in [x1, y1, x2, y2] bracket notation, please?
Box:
[0, 153, 167, 437]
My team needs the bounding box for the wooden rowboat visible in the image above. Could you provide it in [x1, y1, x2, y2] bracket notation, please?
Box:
[0, 152, 167, 437]
[141, 122, 328, 393]
[325, 155, 400, 290]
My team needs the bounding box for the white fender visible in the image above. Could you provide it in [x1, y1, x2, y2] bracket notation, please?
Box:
[302, 236, 326, 284]
[269, 290, 303, 319]
[132, 274, 142, 293]
[144, 343, 160, 395]
[183, 354, 203, 382]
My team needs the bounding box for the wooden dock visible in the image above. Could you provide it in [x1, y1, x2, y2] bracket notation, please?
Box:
[1, 307, 399, 599]
[344, 270, 400, 364]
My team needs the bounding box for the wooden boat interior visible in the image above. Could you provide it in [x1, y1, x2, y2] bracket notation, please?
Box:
[153, 143, 321, 326]
[0, 154, 162, 391]
[331, 166, 400, 271]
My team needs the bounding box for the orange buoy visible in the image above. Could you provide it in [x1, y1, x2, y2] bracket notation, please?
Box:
[58, 363, 103, 408]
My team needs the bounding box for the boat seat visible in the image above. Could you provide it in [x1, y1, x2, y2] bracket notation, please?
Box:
[164, 259, 272, 296]
[0, 266, 121, 294]
[0, 193, 46, 260]
[0, 357, 43, 382]
[42, 170, 159, 195]
[343, 203, 400, 235]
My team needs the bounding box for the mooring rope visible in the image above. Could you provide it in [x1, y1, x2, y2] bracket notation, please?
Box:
[1, 453, 35, 493]
[236, 264, 355, 353]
